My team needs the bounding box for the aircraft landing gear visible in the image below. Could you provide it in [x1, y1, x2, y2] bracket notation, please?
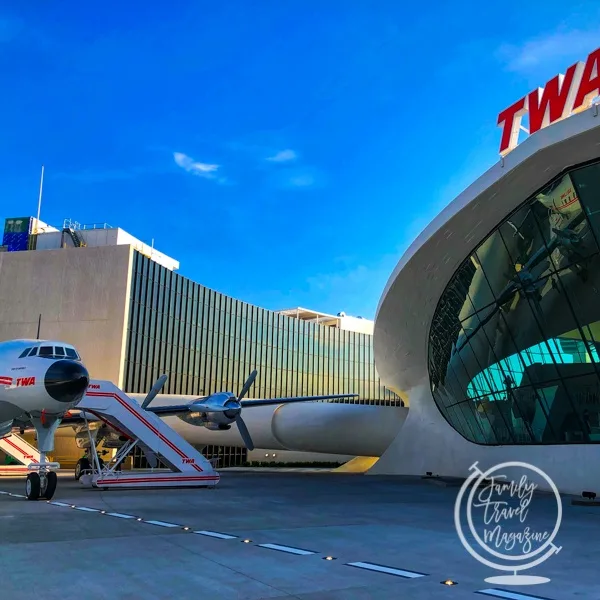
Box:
[25, 470, 57, 501]
[26, 415, 61, 501]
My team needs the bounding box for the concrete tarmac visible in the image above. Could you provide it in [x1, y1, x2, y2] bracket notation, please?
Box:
[0, 471, 597, 600]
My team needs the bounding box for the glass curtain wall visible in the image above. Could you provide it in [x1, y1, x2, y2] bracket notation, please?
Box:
[429, 160, 600, 444]
[124, 253, 399, 406]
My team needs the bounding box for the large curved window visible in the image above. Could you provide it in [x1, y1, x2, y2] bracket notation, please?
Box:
[428, 160, 600, 444]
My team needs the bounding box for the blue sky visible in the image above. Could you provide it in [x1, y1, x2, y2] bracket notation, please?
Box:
[1, 2, 599, 319]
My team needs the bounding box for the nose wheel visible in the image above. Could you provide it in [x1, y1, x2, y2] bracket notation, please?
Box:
[26, 471, 58, 501]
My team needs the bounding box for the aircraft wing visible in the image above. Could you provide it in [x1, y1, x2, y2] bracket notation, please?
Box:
[241, 393, 358, 407]
[133, 393, 359, 415]
[15, 392, 361, 431]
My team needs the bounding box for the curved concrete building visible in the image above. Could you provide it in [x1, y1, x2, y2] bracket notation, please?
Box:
[371, 51, 600, 494]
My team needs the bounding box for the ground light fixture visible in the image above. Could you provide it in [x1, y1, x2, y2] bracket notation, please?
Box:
[323, 556, 337, 561]
[242, 539, 252, 544]
[183, 527, 190, 531]
[441, 579, 458, 586]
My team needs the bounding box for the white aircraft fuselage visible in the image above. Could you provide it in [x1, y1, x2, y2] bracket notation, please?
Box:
[0, 339, 90, 434]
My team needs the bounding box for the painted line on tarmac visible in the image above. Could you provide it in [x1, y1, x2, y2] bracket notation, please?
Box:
[194, 530, 238, 540]
[144, 520, 182, 528]
[1, 491, 438, 582]
[346, 561, 427, 579]
[476, 589, 555, 600]
[258, 543, 316, 556]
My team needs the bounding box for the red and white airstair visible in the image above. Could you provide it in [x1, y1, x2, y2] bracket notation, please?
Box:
[77, 380, 220, 489]
[0, 434, 41, 476]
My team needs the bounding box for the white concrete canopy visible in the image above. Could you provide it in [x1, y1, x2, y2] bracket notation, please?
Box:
[371, 106, 600, 494]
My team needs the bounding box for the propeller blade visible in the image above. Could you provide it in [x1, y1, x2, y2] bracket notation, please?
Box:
[141, 374, 168, 410]
[237, 370, 258, 401]
[235, 415, 254, 450]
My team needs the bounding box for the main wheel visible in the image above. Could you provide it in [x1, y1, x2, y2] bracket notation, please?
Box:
[26, 472, 41, 501]
[42, 471, 57, 500]
[75, 457, 90, 480]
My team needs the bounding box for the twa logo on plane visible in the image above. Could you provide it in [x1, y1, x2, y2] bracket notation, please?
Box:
[16, 377, 35, 387]
[498, 46, 600, 156]
[88, 384, 101, 390]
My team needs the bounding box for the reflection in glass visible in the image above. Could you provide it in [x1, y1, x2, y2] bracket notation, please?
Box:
[429, 161, 600, 444]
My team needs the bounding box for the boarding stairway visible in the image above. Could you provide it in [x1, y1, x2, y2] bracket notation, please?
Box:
[0, 434, 41, 475]
[77, 380, 220, 489]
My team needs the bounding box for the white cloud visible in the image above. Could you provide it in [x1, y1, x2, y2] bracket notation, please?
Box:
[497, 29, 600, 74]
[266, 149, 297, 163]
[173, 152, 221, 180]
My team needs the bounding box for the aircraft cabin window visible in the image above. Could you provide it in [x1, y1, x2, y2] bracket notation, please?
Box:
[39, 346, 54, 357]
[54, 346, 65, 356]
[28, 347, 38, 356]
[18, 348, 32, 358]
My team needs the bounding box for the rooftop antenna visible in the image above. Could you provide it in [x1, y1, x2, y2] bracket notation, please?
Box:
[35, 165, 45, 234]
[36, 314, 41, 340]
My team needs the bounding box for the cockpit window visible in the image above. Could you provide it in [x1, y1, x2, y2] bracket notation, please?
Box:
[33, 345, 80, 360]
[65, 348, 79, 360]
[18, 348, 32, 358]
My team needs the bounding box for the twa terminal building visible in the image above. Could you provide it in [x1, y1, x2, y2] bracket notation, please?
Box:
[371, 46, 600, 494]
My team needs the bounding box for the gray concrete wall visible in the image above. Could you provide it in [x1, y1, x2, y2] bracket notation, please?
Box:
[0, 244, 133, 386]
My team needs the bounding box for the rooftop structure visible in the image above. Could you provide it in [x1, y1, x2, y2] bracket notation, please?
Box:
[278, 307, 374, 334]
[2, 217, 179, 271]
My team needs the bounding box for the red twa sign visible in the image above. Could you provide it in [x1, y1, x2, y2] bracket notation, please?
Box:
[498, 47, 600, 156]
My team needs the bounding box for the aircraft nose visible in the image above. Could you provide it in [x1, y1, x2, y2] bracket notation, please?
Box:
[44, 360, 90, 403]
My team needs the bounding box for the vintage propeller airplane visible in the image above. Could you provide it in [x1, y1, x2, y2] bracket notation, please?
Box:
[0, 338, 90, 500]
[61, 369, 358, 478]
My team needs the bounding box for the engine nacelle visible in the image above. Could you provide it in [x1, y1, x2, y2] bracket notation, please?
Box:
[205, 411, 236, 426]
[183, 392, 242, 428]
[204, 422, 232, 432]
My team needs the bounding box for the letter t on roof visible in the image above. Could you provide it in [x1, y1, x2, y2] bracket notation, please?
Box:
[497, 96, 528, 156]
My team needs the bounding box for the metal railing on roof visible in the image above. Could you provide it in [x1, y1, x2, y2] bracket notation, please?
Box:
[62, 218, 113, 231]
